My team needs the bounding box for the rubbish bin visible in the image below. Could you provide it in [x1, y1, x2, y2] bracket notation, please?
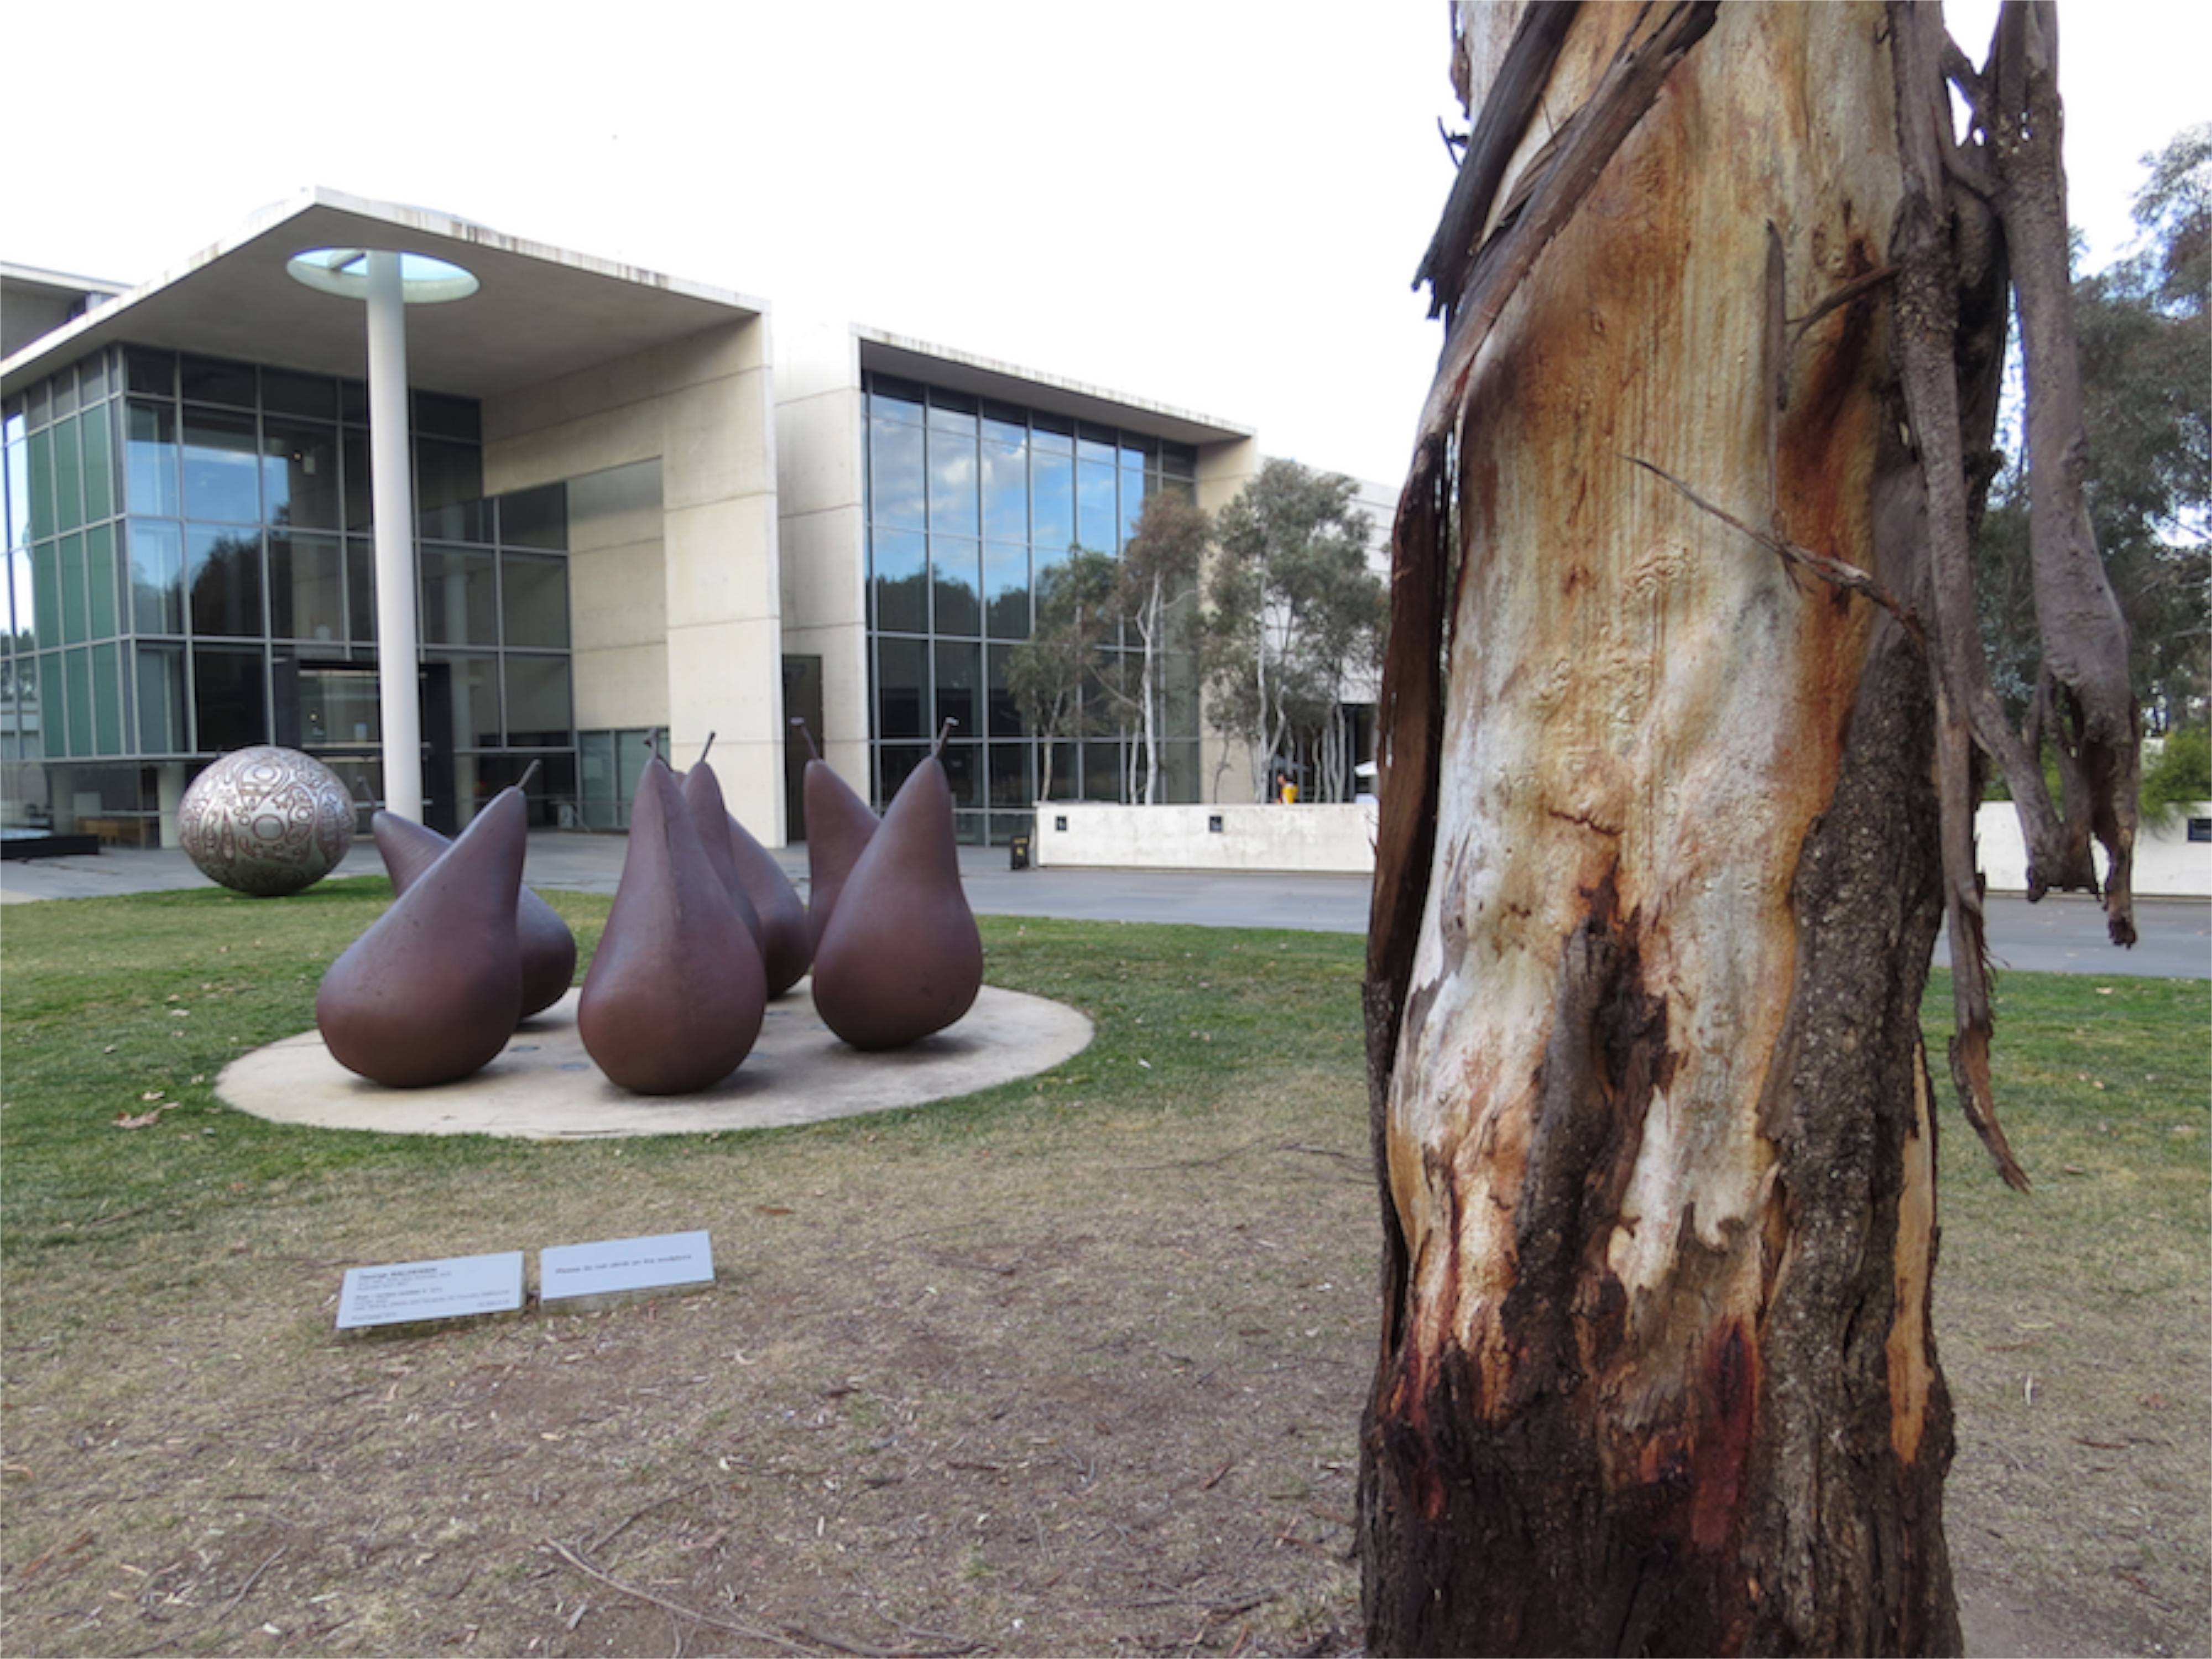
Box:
[1009, 832, 1032, 871]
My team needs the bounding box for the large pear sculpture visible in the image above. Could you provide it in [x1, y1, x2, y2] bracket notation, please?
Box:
[578, 750, 765, 1094]
[797, 721, 879, 956]
[372, 809, 577, 1020]
[683, 739, 810, 998]
[811, 722, 983, 1051]
[315, 782, 529, 1087]
[676, 737, 766, 950]
[727, 811, 810, 997]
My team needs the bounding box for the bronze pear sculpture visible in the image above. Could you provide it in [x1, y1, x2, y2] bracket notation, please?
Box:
[811, 734, 983, 1051]
[727, 811, 811, 998]
[371, 810, 577, 1020]
[801, 740, 879, 956]
[315, 782, 528, 1087]
[676, 741, 766, 950]
[578, 754, 765, 1094]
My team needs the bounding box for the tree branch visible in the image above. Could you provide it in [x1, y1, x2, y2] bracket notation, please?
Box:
[1624, 455, 1927, 644]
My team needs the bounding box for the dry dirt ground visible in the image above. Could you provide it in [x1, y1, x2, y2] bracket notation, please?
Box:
[2, 923, 2204, 1657]
[4, 1055, 1381, 1657]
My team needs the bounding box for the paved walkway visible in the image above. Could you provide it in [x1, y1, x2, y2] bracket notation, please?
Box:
[3, 832, 2205, 979]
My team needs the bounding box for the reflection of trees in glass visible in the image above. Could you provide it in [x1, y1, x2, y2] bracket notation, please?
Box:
[873, 572, 931, 635]
[187, 532, 263, 637]
[1201, 459, 1386, 801]
[1006, 549, 1118, 801]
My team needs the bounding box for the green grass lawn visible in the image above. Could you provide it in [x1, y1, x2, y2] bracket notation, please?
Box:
[0, 884, 2203, 1656]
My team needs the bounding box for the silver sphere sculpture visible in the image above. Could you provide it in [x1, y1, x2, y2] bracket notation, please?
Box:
[179, 747, 357, 897]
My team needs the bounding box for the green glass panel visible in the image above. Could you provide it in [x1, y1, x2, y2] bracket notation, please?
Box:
[127, 401, 181, 516]
[27, 427, 54, 540]
[29, 541, 59, 651]
[85, 524, 118, 641]
[38, 652, 64, 756]
[129, 520, 185, 635]
[53, 415, 82, 533]
[64, 647, 92, 758]
[82, 402, 115, 523]
[92, 643, 122, 754]
[59, 533, 86, 645]
[137, 645, 186, 754]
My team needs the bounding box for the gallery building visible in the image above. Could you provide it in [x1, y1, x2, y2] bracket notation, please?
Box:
[2, 189, 1374, 849]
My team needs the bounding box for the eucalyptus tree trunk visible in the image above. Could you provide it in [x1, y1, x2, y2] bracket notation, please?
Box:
[1359, 3, 2134, 1653]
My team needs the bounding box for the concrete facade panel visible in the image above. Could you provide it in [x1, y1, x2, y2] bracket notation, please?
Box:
[775, 387, 863, 519]
[665, 617, 788, 838]
[662, 372, 772, 510]
[569, 538, 666, 651]
[666, 495, 778, 626]
[571, 643, 671, 731]
[777, 505, 865, 632]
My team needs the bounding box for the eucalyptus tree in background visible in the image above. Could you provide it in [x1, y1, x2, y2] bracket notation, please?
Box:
[1203, 458, 1387, 801]
[1105, 491, 1211, 804]
[1360, 3, 2138, 1653]
[1978, 123, 2210, 736]
[1005, 548, 1117, 802]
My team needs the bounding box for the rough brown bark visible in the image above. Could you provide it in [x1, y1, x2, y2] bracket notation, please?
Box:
[1354, 4, 2068, 1651]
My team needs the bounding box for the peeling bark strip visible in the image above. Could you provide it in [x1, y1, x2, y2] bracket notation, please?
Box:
[1354, 1, 2132, 1649]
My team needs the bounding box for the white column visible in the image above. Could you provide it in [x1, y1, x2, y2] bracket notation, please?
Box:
[366, 251, 423, 822]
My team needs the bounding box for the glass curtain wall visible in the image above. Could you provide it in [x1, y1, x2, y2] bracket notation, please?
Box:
[0, 347, 577, 836]
[863, 372, 1200, 846]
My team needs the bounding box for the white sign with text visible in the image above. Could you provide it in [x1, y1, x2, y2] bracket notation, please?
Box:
[337, 1251, 525, 1329]
[539, 1230, 714, 1305]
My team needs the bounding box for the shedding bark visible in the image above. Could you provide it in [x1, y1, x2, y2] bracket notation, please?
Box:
[1360, 2, 2138, 1651]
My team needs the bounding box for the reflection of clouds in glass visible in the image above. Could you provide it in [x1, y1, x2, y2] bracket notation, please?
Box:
[983, 441, 1027, 540]
[871, 418, 927, 529]
[1031, 452, 1074, 552]
[1120, 466, 1147, 539]
[930, 431, 978, 535]
[1077, 459, 1118, 551]
[9, 550, 34, 643]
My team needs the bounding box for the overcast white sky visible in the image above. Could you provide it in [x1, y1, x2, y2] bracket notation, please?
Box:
[3, 2, 2203, 486]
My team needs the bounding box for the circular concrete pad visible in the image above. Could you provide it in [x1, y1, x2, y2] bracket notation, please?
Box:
[219, 982, 1092, 1139]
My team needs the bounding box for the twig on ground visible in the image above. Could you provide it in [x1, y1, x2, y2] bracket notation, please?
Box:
[1123, 1136, 1271, 1172]
[212, 1546, 286, 1624]
[587, 1480, 712, 1556]
[544, 1539, 985, 1658]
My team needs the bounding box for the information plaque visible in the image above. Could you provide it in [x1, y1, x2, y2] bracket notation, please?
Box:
[540, 1230, 714, 1307]
[337, 1250, 525, 1331]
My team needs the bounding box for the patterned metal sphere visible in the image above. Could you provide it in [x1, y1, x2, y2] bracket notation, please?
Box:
[179, 747, 356, 897]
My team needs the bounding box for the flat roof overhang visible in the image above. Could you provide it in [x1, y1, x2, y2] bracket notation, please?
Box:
[856, 328, 1251, 451]
[3, 187, 764, 402]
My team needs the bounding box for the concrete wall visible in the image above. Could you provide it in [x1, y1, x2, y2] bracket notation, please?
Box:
[1977, 800, 2211, 899]
[1035, 800, 1377, 874]
[484, 315, 786, 838]
[1033, 797, 2211, 897]
[771, 315, 870, 794]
